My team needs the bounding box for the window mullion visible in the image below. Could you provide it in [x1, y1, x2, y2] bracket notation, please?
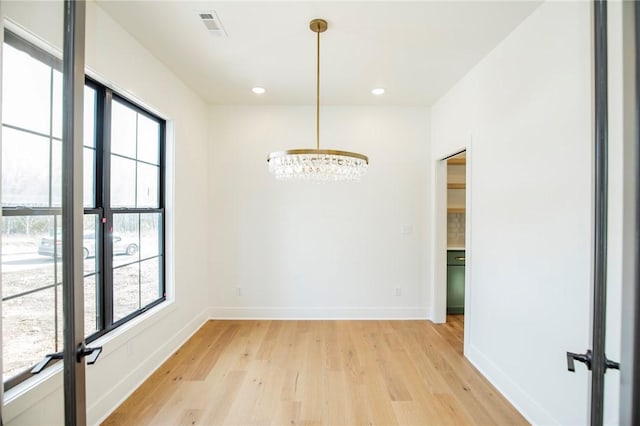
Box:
[159, 122, 166, 300]
[48, 67, 59, 353]
[101, 88, 114, 330]
[93, 83, 105, 334]
[48, 68, 55, 208]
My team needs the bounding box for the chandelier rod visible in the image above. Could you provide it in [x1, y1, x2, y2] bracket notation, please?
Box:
[315, 22, 321, 150]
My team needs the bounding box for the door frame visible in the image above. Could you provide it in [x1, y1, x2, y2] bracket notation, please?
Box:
[61, 1, 87, 424]
[619, 1, 639, 423]
[0, 2, 88, 424]
[432, 140, 472, 353]
[0, 3, 4, 423]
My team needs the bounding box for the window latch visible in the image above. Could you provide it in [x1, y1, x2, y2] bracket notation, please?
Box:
[31, 352, 63, 374]
[31, 343, 103, 374]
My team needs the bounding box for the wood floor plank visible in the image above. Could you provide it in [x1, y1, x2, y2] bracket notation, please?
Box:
[177, 409, 203, 426]
[298, 322, 326, 426]
[365, 324, 412, 402]
[201, 370, 247, 425]
[103, 319, 528, 426]
[183, 323, 241, 381]
[271, 401, 301, 426]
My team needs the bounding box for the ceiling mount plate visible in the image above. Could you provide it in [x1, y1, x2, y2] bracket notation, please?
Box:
[309, 19, 328, 33]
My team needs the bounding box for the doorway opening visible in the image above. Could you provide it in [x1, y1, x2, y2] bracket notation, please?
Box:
[445, 152, 466, 347]
[432, 147, 470, 348]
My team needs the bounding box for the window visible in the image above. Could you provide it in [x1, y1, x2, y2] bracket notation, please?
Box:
[108, 97, 165, 323]
[1, 31, 166, 389]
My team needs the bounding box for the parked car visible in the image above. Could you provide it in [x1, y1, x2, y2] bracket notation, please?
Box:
[38, 233, 138, 259]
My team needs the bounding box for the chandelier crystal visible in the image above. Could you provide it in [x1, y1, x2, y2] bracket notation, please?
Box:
[267, 19, 369, 182]
[268, 149, 368, 181]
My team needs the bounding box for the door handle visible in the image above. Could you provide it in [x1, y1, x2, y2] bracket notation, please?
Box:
[567, 350, 592, 372]
[605, 358, 620, 371]
[77, 342, 102, 365]
[31, 343, 103, 374]
[567, 349, 620, 373]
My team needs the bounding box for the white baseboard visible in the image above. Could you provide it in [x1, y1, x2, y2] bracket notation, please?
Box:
[465, 343, 559, 425]
[89, 307, 210, 425]
[209, 306, 431, 320]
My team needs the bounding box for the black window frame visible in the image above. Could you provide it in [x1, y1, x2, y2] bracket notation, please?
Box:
[94, 88, 167, 332]
[1, 30, 166, 390]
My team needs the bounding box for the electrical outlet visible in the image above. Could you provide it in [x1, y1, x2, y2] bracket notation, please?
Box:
[395, 287, 402, 296]
[236, 287, 242, 296]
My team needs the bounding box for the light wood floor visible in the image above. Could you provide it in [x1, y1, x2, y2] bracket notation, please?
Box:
[103, 316, 527, 425]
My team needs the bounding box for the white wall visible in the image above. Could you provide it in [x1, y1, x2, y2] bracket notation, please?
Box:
[431, 2, 603, 424]
[208, 106, 431, 319]
[1, 1, 210, 424]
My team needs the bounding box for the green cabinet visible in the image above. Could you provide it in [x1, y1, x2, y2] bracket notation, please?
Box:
[447, 250, 465, 314]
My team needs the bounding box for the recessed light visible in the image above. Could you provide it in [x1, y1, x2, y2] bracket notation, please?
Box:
[371, 88, 385, 96]
[252, 87, 266, 94]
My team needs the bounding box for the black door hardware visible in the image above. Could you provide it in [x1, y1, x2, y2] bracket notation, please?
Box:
[567, 350, 620, 373]
[605, 358, 620, 371]
[77, 342, 102, 364]
[567, 350, 592, 372]
[31, 344, 102, 374]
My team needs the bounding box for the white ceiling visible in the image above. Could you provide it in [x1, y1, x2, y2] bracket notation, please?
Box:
[96, 1, 541, 106]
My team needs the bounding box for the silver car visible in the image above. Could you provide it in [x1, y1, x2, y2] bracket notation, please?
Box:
[38, 233, 138, 259]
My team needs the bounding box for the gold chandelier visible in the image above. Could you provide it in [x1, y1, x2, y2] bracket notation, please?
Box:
[267, 19, 369, 182]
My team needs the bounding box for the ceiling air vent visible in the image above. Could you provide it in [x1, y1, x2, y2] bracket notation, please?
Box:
[197, 11, 227, 37]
